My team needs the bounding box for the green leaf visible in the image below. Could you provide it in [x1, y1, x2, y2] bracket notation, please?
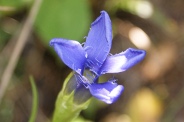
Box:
[35, 0, 92, 45]
[28, 75, 38, 122]
[52, 72, 91, 122]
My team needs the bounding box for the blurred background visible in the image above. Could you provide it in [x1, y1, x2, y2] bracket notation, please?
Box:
[0, 0, 184, 122]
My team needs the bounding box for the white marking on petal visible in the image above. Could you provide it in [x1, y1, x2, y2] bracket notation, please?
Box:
[85, 52, 88, 58]
[112, 55, 127, 71]
[97, 88, 110, 100]
[109, 85, 123, 98]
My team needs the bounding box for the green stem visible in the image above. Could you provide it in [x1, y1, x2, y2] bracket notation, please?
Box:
[29, 75, 38, 122]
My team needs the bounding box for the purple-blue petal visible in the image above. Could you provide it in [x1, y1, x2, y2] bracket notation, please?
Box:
[84, 11, 112, 74]
[100, 48, 146, 74]
[50, 38, 86, 74]
[88, 80, 124, 104]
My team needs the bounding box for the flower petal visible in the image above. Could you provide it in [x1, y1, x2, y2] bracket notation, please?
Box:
[88, 79, 124, 104]
[100, 48, 146, 74]
[50, 38, 86, 73]
[84, 11, 112, 74]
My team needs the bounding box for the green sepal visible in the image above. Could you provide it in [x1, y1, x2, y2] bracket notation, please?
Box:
[52, 72, 91, 122]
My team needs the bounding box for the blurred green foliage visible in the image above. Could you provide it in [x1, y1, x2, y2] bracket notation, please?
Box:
[35, 0, 92, 45]
[0, 0, 31, 16]
[0, 0, 28, 8]
[0, 100, 13, 122]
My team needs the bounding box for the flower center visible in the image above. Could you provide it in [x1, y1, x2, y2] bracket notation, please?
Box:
[83, 69, 97, 84]
[75, 69, 98, 88]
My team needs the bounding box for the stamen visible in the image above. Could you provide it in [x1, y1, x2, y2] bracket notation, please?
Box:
[83, 69, 96, 83]
[108, 77, 117, 84]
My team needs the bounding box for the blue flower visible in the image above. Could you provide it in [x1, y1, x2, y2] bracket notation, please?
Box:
[50, 11, 146, 104]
